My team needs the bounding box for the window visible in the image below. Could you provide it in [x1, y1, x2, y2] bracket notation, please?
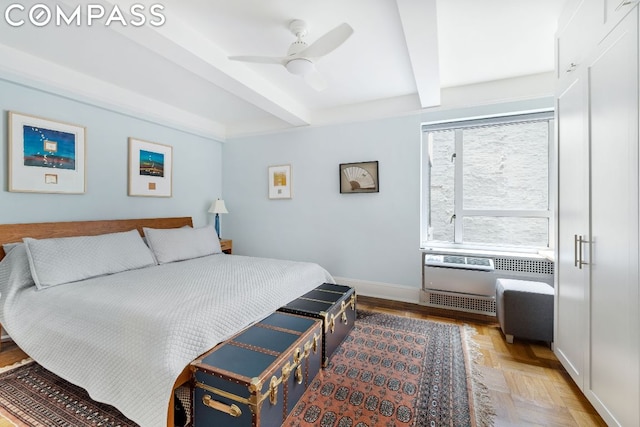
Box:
[420, 111, 554, 251]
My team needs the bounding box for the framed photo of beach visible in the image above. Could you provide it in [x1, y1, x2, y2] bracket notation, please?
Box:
[8, 111, 86, 194]
[128, 137, 173, 197]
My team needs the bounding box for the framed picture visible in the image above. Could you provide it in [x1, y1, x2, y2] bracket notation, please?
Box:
[8, 111, 86, 194]
[340, 161, 379, 194]
[128, 137, 173, 197]
[268, 164, 292, 199]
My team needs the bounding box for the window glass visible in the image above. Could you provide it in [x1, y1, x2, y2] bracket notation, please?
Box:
[420, 111, 553, 250]
[463, 122, 549, 210]
[463, 216, 549, 247]
[428, 130, 455, 242]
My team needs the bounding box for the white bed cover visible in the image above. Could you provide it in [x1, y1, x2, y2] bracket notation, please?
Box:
[0, 246, 333, 426]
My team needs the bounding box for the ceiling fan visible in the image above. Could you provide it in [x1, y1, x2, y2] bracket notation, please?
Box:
[228, 20, 354, 91]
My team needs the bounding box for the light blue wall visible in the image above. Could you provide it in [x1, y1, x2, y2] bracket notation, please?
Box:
[223, 115, 422, 286]
[223, 98, 554, 288]
[1, 74, 552, 290]
[0, 78, 222, 227]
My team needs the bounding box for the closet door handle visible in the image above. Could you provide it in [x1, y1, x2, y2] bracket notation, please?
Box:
[615, 0, 633, 11]
[577, 235, 583, 269]
[574, 234, 579, 267]
[577, 235, 590, 269]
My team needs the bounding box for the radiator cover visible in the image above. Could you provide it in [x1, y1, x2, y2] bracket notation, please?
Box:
[420, 252, 554, 316]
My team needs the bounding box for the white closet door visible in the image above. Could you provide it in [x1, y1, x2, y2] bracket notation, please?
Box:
[555, 76, 589, 388]
[588, 11, 639, 426]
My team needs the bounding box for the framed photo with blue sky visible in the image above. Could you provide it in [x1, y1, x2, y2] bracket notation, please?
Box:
[128, 137, 172, 197]
[8, 111, 86, 194]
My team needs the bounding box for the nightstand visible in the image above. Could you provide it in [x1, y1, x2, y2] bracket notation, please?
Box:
[220, 239, 232, 254]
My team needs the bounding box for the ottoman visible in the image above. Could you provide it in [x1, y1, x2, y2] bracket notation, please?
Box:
[495, 278, 554, 344]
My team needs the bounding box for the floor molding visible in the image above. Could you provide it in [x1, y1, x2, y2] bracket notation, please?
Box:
[333, 276, 420, 303]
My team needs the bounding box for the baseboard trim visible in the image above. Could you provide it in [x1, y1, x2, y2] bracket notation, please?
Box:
[332, 277, 420, 303]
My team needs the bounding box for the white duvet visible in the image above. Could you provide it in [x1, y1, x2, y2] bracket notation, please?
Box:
[0, 246, 333, 426]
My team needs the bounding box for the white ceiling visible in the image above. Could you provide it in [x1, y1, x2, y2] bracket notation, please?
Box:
[0, 0, 564, 140]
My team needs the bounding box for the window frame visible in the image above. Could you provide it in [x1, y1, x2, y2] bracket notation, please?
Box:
[420, 110, 555, 253]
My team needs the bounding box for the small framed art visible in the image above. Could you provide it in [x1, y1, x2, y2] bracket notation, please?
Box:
[339, 161, 379, 193]
[128, 137, 173, 197]
[268, 164, 292, 199]
[8, 111, 86, 194]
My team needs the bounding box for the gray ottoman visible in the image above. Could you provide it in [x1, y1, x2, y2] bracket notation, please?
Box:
[495, 278, 554, 344]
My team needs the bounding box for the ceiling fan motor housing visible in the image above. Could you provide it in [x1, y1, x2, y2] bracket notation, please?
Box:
[287, 40, 308, 56]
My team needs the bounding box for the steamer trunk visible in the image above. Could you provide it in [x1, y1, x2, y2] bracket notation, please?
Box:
[191, 312, 322, 427]
[279, 283, 356, 367]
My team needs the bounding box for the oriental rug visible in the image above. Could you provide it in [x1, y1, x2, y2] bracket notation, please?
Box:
[0, 311, 494, 427]
[283, 311, 494, 427]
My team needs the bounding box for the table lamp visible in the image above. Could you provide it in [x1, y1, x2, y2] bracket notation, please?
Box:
[208, 199, 228, 239]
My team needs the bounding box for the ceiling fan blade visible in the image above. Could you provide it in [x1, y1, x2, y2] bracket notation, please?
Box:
[300, 23, 354, 58]
[228, 55, 285, 65]
[304, 68, 328, 91]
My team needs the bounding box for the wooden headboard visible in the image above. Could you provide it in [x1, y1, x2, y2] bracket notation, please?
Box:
[0, 216, 193, 261]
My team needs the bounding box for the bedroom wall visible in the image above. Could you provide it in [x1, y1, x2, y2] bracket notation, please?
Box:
[0, 78, 222, 227]
[222, 97, 554, 298]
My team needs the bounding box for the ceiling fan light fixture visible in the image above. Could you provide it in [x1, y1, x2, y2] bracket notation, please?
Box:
[285, 58, 314, 76]
[229, 20, 353, 91]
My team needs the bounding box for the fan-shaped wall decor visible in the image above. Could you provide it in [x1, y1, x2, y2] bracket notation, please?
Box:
[339, 161, 379, 193]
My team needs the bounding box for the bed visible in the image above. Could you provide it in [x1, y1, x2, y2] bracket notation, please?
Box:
[0, 217, 334, 427]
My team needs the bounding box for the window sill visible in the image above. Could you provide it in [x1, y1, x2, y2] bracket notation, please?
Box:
[420, 245, 554, 262]
[536, 249, 555, 262]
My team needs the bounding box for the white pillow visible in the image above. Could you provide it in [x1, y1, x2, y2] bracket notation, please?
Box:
[24, 230, 157, 290]
[143, 225, 222, 264]
[2, 242, 21, 254]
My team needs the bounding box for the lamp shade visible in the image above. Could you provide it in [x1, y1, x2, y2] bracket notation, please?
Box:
[208, 199, 228, 214]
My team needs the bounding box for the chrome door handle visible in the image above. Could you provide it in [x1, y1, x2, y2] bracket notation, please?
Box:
[615, 0, 633, 12]
[577, 235, 590, 269]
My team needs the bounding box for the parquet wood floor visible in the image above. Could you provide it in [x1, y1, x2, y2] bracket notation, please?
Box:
[357, 297, 606, 427]
[0, 297, 606, 426]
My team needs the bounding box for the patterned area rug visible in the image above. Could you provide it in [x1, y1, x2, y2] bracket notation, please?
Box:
[0, 311, 494, 427]
[0, 358, 136, 427]
[284, 311, 494, 427]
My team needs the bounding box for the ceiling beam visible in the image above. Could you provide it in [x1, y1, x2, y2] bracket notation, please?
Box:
[98, 1, 312, 128]
[396, 0, 441, 108]
[0, 43, 227, 140]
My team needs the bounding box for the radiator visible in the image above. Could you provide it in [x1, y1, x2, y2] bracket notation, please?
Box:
[420, 252, 554, 316]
